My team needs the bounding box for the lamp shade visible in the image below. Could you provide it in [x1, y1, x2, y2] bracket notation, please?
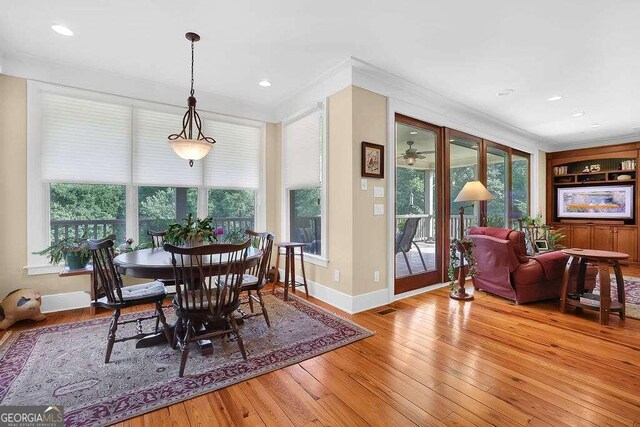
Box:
[168, 137, 213, 161]
[454, 180, 495, 202]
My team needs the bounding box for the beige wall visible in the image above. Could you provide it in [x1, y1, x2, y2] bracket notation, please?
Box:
[0, 75, 87, 298]
[276, 85, 388, 297]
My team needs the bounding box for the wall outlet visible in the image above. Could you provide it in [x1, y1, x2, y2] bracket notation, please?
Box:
[373, 204, 384, 215]
[373, 186, 384, 198]
[333, 269, 340, 282]
[361, 178, 368, 190]
[373, 270, 380, 283]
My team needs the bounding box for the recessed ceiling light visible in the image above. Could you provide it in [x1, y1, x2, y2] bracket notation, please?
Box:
[496, 89, 514, 96]
[589, 123, 601, 128]
[258, 79, 271, 87]
[572, 112, 585, 117]
[51, 25, 73, 36]
[546, 95, 563, 102]
[409, 131, 418, 135]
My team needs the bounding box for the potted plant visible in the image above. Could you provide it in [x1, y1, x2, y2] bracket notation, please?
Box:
[165, 214, 220, 246]
[33, 235, 91, 269]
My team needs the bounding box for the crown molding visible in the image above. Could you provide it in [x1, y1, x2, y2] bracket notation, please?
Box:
[545, 133, 640, 153]
[1, 52, 276, 123]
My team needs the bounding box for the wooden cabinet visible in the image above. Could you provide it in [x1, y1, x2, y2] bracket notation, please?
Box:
[615, 227, 638, 261]
[555, 223, 638, 262]
[570, 225, 591, 249]
[592, 226, 613, 251]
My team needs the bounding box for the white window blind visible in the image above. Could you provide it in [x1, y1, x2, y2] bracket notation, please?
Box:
[283, 107, 322, 189]
[204, 120, 260, 189]
[41, 93, 131, 184]
[133, 109, 203, 186]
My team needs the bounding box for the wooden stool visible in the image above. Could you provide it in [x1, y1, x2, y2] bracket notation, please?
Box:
[272, 242, 309, 301]
[560, 248, 628, 325]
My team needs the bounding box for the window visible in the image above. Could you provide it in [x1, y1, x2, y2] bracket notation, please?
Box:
[290, 188, 322, 255]
[283, 103, 326, 259]
[138, 187, 198, 244]
[208, 189, 256, 233]
[50, 183, 126, 244]
[27, 82, 265, 273]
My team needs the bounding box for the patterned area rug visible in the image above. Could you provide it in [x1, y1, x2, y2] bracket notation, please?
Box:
[594, 275, 640, 319]
[0, 292, 372, 426]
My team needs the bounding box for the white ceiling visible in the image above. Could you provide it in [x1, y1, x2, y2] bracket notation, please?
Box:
[2, 0, 640, 147]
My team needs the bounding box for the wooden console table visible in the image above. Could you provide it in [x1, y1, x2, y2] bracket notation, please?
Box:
[560, 248, 627, 325]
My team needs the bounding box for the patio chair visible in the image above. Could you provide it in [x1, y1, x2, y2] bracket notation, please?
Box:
[395, 217, 427, 275]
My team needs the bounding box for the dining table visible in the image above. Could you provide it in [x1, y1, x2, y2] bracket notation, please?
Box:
[113, 246, 262, 354]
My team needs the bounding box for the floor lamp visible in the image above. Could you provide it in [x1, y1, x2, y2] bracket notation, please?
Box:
[451, 181, 495, 301]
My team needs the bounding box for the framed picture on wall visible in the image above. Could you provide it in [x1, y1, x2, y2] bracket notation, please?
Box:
[361, 141, 384, 178]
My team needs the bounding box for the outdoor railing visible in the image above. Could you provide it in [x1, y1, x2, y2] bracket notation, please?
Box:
[396, 214, 478, 242]
[291, 215, 322, 255]
[50, 216, 256, 244]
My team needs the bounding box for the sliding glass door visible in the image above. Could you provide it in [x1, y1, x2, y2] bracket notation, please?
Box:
[394, 114, 442, 294]
[486, 144, 510, 228]
[448, 131, 481, 240]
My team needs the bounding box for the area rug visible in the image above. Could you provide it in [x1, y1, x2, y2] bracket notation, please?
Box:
[594, 275, 640, 320]
[0, 292, 373, 427]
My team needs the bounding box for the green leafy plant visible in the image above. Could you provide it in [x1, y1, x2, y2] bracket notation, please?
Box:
[546, 227, 566, 249]
[165, 214, 216, 246]
[448, 238, 478, 289]
[33, 235, 90, 266]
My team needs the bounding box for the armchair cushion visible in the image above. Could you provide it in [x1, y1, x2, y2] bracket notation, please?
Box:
[532, 250, 568, 281]
[468, 227, 529, 263]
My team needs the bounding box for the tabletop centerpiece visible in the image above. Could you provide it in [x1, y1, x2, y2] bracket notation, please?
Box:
[164, 214, 222, 247]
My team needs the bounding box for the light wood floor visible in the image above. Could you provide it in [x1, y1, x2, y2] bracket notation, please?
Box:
[3, 284, 640, 426]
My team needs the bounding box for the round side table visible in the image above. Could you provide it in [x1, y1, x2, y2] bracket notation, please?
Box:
[560, 248, 628, 325]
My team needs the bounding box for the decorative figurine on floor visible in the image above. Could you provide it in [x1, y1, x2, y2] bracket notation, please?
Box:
[0, 289, 46, 329]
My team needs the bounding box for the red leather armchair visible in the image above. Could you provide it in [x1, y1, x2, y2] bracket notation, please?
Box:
[467, 227, 596, 304]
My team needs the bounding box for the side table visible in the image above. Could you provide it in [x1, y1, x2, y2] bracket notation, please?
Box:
[560, 248, 627, 325]
[272, 242, 310, 301]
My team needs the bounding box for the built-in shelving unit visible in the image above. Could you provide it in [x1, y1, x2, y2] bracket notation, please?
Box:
[546, 144, 640, 264]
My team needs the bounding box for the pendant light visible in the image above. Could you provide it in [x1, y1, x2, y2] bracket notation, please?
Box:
[168, 32, 215, 167]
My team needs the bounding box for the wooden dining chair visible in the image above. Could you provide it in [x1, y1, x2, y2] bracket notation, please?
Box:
[240, 230, 275, 327]
[88, 237, 172, 363]
[147, 230, 167, 249]
[164, 240, 251, 377]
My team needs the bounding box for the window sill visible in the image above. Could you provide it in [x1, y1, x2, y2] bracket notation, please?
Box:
[299, 254, 329, 268]
[25, 264, 62, 276]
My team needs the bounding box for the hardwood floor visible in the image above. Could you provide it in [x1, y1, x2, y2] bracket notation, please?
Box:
[2, 284, 640, 426]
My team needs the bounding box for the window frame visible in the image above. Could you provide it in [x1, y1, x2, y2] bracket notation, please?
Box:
[281, 101, 328, 267]
[26, 81, 266, 274]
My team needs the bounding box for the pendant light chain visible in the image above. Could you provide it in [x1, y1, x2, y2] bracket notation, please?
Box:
[190, 39, 195, 97]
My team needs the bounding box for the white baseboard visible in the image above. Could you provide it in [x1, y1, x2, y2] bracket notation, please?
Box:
[278, 269, 391, 314]
[41, 291, 91, 313]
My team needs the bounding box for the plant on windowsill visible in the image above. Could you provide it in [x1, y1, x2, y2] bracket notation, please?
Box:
[447, 238, 478, 289]
[164, 214, 221, 247]
[33, 235, 91, 269]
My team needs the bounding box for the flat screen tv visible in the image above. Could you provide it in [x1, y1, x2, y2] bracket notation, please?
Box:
[557, 185, 634, 219]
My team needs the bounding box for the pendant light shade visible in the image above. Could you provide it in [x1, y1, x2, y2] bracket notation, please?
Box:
[168, 32, 215, 167]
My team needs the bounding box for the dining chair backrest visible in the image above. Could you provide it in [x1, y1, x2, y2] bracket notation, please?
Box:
[164, 240, 251, 317]
[88, 237, 125, 305]
[245, 230, 275, 287]
[147, 230, 167, 249]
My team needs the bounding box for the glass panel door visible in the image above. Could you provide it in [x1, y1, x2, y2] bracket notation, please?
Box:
[511, 152, 530, 228]
[394, 115, 442, 294]
[449, 135, 480, 240]
[486, 145, 510, 228]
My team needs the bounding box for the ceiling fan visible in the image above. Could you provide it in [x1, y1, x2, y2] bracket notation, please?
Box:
[397, 141, 435, 166]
